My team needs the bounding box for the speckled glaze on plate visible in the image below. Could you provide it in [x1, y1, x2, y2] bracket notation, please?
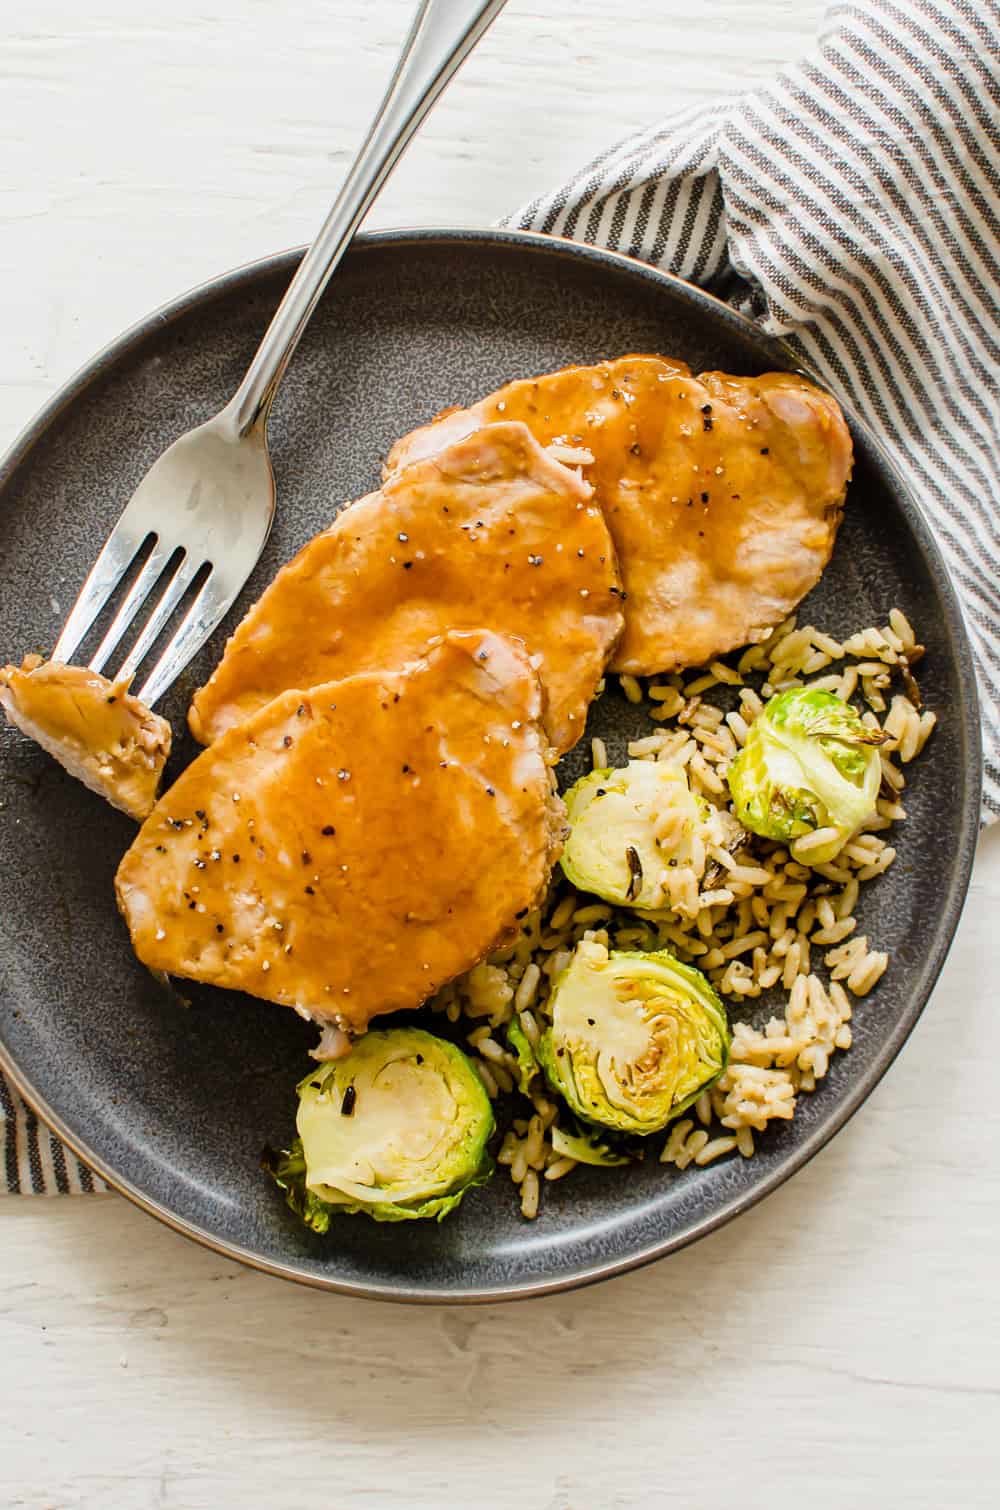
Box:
[0, 230, 982, 1302]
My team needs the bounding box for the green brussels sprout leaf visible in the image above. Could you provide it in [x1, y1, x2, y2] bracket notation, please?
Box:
[506, 1019, 540, 1094]
[261, 1139, 334, 1234]
[550, 1123, 631, 1167]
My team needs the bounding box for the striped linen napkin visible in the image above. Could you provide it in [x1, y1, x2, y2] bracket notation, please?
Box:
[4, 0, 996, 1193]
[1, 1076, 105, 1194]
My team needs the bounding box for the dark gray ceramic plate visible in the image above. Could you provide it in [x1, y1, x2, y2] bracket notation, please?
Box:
[0, 230, 981, 1302]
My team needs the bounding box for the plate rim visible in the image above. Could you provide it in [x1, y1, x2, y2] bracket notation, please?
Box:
[0, 226, 983, 1303]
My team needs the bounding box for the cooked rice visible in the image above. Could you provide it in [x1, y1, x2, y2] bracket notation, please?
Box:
[430, 608, 934, 1217]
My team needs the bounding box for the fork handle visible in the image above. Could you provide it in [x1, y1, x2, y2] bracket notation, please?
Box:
[225, 0, 509, 439]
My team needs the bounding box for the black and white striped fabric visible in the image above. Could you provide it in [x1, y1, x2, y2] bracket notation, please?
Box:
[4, 0, 996, 1193]
[1, 1074, 105, 1194]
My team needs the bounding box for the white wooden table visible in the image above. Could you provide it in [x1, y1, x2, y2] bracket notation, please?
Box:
[3, 3, 999, 1506]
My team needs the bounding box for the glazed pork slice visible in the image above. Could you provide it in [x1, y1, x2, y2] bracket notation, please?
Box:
[386, 355, 853, 675]
[0, 656, 171, 820]
[188, 421, 623, 757]
[116, 629, 565, 1051]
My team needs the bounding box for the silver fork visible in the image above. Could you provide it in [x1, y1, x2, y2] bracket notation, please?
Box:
[52, 0, 508, 709]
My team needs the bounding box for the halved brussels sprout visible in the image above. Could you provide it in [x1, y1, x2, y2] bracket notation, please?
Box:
[560, 761, 708, 910]
[263, 1027, 494, 1228]
[727, 687, 886, 864]
[538, 940, 729, 1137]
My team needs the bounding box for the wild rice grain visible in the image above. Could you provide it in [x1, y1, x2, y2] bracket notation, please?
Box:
[730, 863, 776, 887]
[673, 1129, 710, 1170]
[684, 672, 720, 696]
[826, 937, 868, 979]
[812, 630, 845, 658]
[836, 878, 860, 918]
[782, 942, 802, 989]
[697, 889, 736, 911]
[629, 732, 670, 758]
[689, 703, 725, 729]
[690, 752, 725, 794]
[514, 963, 542, 1014]
[889, 607, 916, 648]
[721, 930, 769, 961]
[572, 903, 613, 926]
[533, 1101, 558, 1134]
[520, 1169, 540, 1219]
[549, 896, 577, 933]
[915, 711, 937, 755]
[518, 1012, 541, 1054]
[846, 951, 888, 996]
[811, 916, 857, 945]
[476, 1062, 499, 1098]
[661, 1119, 694, 1164]
[738, 644, 769, 675]
[649, 684, 685, 713]
[725, 710, 751, 746]
[857, 848, 896, 880]
[478, 1037, 513, 1067]
[491, 1064, 515, 1095]
[838, 665, 859, 700]
[524, 1115, 547, 1170]
[694, 1136, 737, 1166]
[790, 826, 841, 859]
